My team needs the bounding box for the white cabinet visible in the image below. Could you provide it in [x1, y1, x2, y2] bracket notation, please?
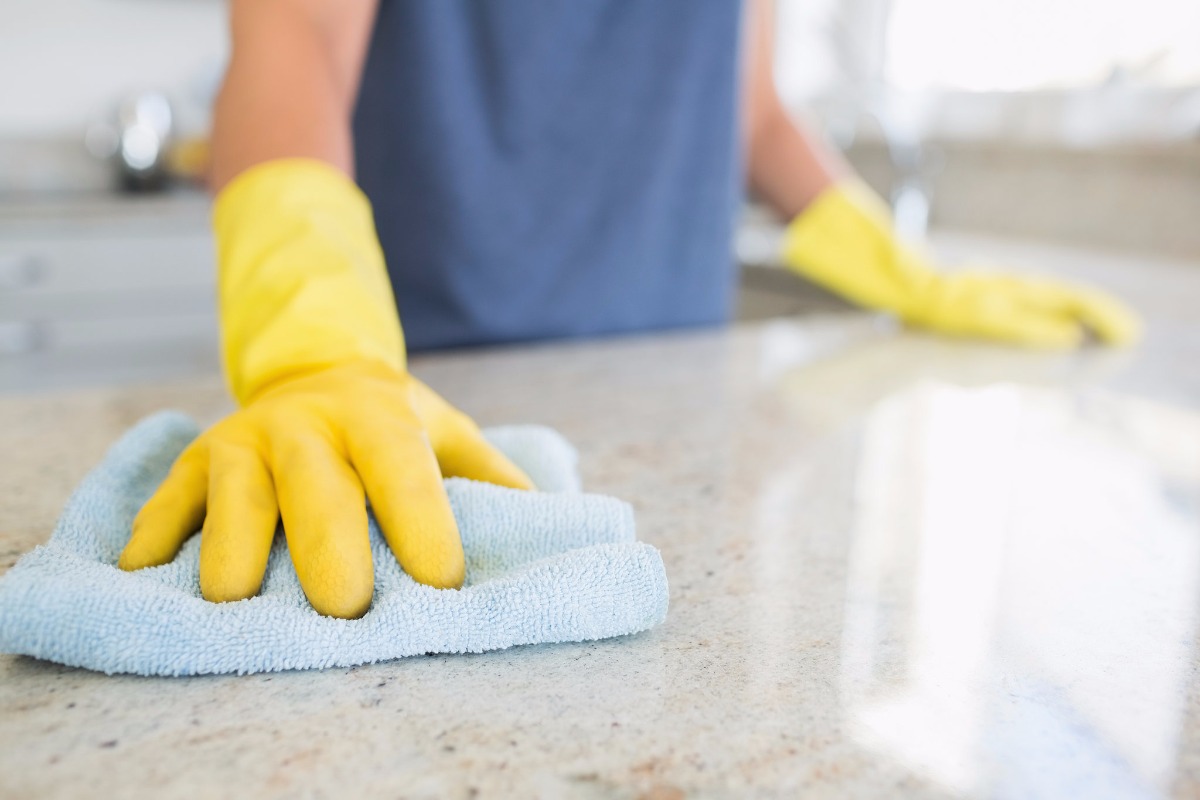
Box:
[0, 193, 220, 391]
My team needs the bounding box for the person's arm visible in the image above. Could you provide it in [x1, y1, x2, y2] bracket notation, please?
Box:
[742, 0, 847, 219]
[740, 0, 1139, 348]
[209, 0, 376, 190]
[120, 0, 533, 620]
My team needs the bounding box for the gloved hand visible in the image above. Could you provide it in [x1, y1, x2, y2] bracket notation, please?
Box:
[782, 182, 1141, 348]
[118, 159, 532, 618]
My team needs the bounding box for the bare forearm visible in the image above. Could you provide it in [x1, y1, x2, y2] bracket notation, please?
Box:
[741, 0, 849, 219]
[209, 0, 376, 193]
[747, 109, 849, 219]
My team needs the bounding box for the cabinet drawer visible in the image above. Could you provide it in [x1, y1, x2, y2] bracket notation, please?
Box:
[0, 290, 215, 355]
[0, 233, 215, 297]
[0, 285, 215, 323]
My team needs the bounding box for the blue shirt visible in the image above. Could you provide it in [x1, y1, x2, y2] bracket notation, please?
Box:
[353, 0, 743, 350]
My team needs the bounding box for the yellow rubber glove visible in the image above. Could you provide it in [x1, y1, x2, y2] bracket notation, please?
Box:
[782, 181, 1141, 348]
[118, 159, 532, 618]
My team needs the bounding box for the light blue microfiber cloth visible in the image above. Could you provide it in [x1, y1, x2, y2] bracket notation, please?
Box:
[0, 412, 668, 676]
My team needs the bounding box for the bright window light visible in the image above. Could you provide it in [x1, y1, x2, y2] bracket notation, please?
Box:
[886, 0, 1200, 91]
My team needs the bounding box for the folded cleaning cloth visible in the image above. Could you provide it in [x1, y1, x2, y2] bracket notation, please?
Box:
[0, 412, 668, 676]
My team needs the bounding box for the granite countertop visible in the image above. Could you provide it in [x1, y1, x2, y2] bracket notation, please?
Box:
[1, 237, 1199, 799]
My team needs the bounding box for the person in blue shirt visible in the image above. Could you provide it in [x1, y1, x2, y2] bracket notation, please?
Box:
[118, 0, 1139, 618]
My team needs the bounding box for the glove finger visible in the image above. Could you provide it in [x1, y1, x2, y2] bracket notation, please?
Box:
[993, 273, 1141, 347]
[118, 439, 208, 570]
[271, 430, 373, 619]
[436, 424, 535, 489]
[198, 440, 279, 603]
[407, 377, 534, 489]
[346, 419, 465, 589]
[1058, 286, 1141, 346]
[980, 308, 1083, 349]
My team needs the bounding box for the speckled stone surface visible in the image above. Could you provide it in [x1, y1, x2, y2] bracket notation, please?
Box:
[1, 236, 1199, 799]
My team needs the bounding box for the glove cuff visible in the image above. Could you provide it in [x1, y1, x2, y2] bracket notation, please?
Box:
[213, 158, 405, 405]
[781, 180, 940, 319]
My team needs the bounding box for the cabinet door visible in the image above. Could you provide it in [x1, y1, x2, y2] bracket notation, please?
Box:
[0, 217, 219, 390]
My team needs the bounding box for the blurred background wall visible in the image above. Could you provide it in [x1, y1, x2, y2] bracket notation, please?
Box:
[3, 0, 1196, 253]
[0, 0, 225, 137]
[0, 0, 225, 192]
[771, 0, 1200, 257]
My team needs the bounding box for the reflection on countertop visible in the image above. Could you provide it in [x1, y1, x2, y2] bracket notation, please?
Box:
[842, 383, 1198, 798]
[1, 242, 1199, 797]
